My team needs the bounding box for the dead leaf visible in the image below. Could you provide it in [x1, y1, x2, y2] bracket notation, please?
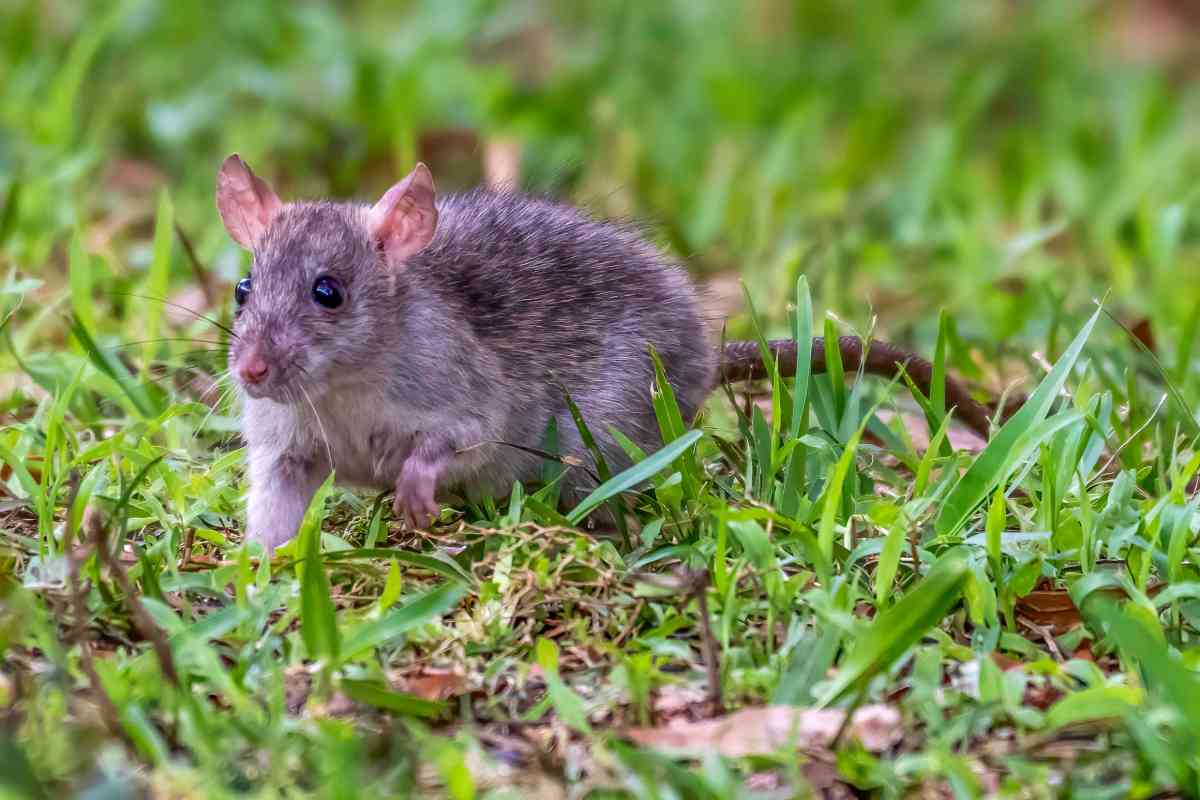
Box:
[1130, 317, 1156, 353]
[990, 652, 1022, 672]
[1016, 590, 1081, 635]
[285, 665, 311, 714]
[1023, 682, 1064, 711]
[390, 667, 467, 701]
[1016, 581, 1166, 635]
[624, 704, 901, 757]
[652, 684, 708, 716]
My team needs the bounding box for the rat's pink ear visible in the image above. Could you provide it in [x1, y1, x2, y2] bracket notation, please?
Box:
[216, 154, 282, 250]
[368, 162, 438, 268]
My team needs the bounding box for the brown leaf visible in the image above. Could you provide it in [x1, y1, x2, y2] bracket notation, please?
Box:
[1130, 317, 1156, 353]
[624, 704, 901, 757]
[1023, 682, 1064, 711]
[1016, 581, 1167, 635]
[990, 652, 1022, 672]
[651, 684, 708, 717]
[1015, 590, 1081, 635]
[391, 667, 467, 701]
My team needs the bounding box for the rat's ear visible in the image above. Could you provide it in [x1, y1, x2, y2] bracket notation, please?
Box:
[368, 162, 438, 268]
[216, 154, 282, 250]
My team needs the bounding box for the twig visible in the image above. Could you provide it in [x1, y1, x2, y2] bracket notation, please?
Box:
[93, 521, 180, 686]
[1019, 616, 1065, 662]
[613, 599, 646, 647]
[178, 527, 195, 571]
[65, 545, 130, 747]
[831, 690, 866, 750]
[174, 221, 217, 307]
[688, 569, 723, 714]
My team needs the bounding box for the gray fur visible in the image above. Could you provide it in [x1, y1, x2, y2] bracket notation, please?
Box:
[231, 189, 717, 549]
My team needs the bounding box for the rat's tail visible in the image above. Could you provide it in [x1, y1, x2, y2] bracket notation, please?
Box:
[720, 337, 1006, 441]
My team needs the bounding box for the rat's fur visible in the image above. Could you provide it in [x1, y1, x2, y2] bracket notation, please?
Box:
[231, 186, 716, 549]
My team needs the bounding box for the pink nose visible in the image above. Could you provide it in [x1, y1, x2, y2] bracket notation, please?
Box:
[238, 353, 269, 385]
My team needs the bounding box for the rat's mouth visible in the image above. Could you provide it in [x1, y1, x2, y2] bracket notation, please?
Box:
[235, 368, 311, 404]
[231, 349, 303, 404]
[238, 380, 284, 401]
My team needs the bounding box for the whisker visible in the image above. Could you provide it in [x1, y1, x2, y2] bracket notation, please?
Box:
[190, 383, 237, 446]
[139, 351, 229, 377]
[108, 337, 228, 352]
[298, 383, 335, 472]
[114, 292, 238, 339]
[198, 371, 234, 405]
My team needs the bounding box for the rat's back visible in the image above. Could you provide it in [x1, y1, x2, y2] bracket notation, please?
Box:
[409, 188, 716, 479]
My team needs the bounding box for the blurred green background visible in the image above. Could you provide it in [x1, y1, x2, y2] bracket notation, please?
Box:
[4, 0, 1200, 379]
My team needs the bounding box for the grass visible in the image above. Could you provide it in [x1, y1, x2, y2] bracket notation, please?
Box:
[4, 0, 1200, 796]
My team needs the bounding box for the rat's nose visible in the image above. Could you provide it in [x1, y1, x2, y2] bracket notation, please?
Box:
[238, 353, 270, 385]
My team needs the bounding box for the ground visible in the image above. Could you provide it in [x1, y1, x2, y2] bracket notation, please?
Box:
[3, 1, 1200, 798]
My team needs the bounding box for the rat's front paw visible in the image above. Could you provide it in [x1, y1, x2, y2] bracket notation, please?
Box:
[394, 458, 442, 530]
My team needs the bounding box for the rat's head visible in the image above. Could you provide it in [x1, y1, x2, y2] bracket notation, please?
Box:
[216, 154, 438, 402]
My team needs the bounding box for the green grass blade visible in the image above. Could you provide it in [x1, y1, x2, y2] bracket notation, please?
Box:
[789, 275, 813, 441]
[875, 517, 907, 607]
[298, 474, 339, 663]
[930, 310, 948, 419]
[774, 626, 841, 705]
[340, 582, 466, 662]
[142, 188, 174, 373]
[817, 419, 866, 573]
[567, 429, 702, 524]
[823, 317, 845, 422]
[1082, 597, 1200, 744]
[323, 548, 473, 585]
[817, 548, 970, 707]
[985, 484, 1004, 579]
[338, 679, 446, 719]
[935, 306, 1100, 537]
[68, 231, 95, 335]
[1043, 686, 1144, 730]
[69, 316, 160, 418]
[535, 638, 592, 734]
[913, 411, 952, 496]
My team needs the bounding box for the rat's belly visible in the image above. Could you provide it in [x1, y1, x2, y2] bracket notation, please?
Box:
[318, 413, 416, 489]
[298, 390, 533, 496]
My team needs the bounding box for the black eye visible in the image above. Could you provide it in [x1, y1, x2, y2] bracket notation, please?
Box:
[311, 276, 343, 309]
[235, 277, 251, 306]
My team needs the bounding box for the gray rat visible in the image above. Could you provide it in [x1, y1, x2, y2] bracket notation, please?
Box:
[216, 155, 996, 550]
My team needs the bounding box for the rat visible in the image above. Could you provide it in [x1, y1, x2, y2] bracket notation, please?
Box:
[216, 154, 998, 550]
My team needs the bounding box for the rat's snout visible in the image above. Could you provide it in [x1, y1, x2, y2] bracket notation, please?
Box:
[236, 350, 270, 386]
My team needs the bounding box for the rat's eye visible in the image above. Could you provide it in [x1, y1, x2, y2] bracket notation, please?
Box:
[235, 277, 251, 306]
[311, 276, 343, 309]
